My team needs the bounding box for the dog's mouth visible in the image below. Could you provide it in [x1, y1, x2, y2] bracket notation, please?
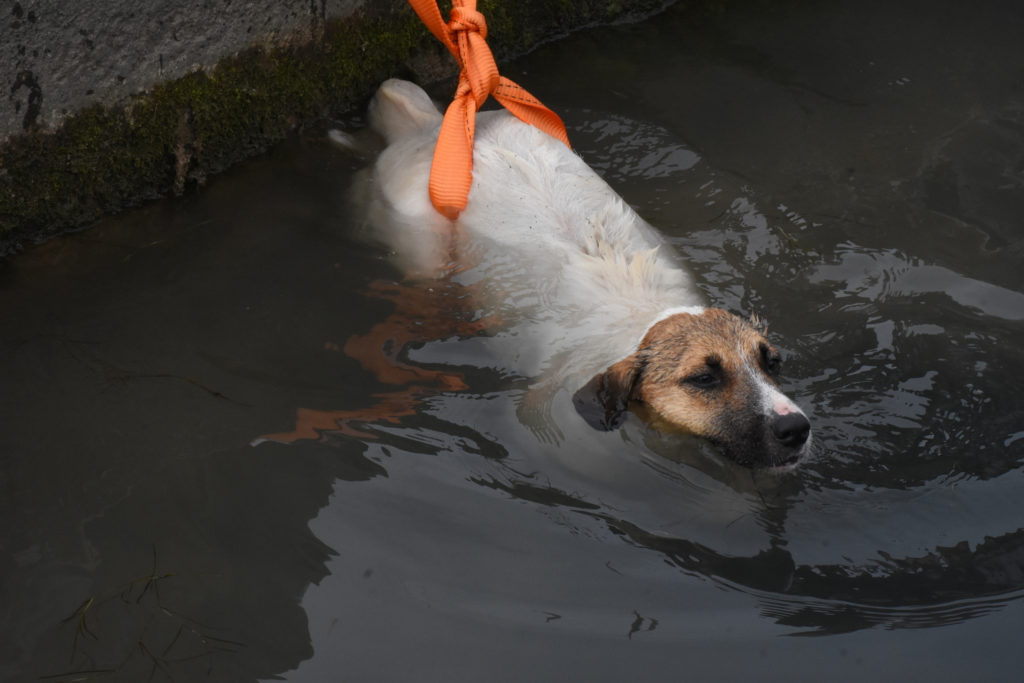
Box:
[712, 437, 809, 470]
[730, 453, 800, 470]
[766, 435, 814, 470]
[727, 418, 813, 469]
[770, 452, 802, 469]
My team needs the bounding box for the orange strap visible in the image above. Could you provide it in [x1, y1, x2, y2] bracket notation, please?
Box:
[408, 0, 571, 220]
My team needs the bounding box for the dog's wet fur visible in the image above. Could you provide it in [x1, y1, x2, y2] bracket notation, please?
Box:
[361, 79, 812, 468]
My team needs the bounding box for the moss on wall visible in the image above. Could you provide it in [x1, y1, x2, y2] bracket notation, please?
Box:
[0, 1, 673, 256]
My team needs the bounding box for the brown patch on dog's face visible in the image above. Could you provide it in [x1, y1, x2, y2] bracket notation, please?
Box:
[573, 308, 811, 468]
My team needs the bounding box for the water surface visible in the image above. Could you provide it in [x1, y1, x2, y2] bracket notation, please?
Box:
[2, 1, 1023, 680]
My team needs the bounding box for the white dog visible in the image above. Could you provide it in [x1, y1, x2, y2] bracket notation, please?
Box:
[359, 79, 811, 468]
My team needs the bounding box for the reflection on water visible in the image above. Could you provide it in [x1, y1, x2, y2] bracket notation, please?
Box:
[2, 1, 1024, 681]
[811, 244, 1024, 321]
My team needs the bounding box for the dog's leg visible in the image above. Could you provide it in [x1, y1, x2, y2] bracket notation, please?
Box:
[515, 351, 578, 444]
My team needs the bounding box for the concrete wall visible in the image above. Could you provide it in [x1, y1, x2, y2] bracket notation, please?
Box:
[3, 1, 365, 141]
[0, 0, 674, 255]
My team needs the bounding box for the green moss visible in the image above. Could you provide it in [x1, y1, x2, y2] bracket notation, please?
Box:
[0, 1, 672, 256]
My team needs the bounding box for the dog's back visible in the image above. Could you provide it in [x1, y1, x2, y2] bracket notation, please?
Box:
[367, 79, 701, 325]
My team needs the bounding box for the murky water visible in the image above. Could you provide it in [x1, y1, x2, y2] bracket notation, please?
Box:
[3, 1, 1024, 680]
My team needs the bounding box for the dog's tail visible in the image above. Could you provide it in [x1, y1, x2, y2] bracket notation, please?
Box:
[369, 79, 443, 144]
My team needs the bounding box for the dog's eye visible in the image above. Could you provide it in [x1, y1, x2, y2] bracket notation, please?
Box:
[685, 372, 720, 389]
[760, 344, 781, 375]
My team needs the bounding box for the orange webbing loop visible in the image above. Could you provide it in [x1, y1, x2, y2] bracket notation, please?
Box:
[407, 0, 571, 219]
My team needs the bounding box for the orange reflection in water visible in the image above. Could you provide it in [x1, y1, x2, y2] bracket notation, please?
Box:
[259, 276, 495, 443]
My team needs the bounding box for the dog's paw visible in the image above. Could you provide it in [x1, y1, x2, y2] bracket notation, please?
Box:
[516, 385, 565, 445]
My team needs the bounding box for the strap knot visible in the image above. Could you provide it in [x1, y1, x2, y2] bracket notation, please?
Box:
[407, 0, 570, 219]
[449, 7, 487, 39]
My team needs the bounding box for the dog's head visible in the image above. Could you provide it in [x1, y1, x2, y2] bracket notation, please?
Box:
[573, 308, 811, 468]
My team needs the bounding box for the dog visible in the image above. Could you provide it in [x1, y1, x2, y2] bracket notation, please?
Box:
[358, 79, 811, 468]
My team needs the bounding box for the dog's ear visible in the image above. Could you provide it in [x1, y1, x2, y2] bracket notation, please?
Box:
[573, 354, 641, 431]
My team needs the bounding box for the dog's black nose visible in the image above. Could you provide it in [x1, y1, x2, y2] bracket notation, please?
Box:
[771, 412, 810, 448]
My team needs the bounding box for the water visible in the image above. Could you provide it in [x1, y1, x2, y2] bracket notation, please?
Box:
[3, 1, 1024, 680]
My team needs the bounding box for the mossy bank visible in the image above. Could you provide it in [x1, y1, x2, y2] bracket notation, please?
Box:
[0, 0, 674, 257]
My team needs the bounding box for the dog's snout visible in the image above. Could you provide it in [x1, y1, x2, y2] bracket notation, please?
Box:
[771, 412, 810, 448]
